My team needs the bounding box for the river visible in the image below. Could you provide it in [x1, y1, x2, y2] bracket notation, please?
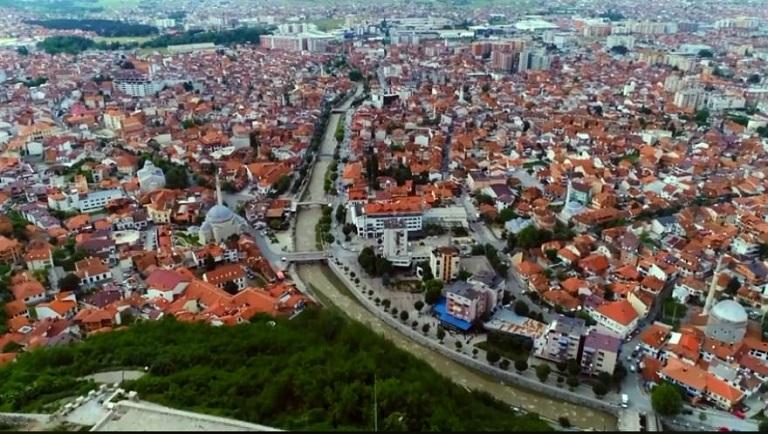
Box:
[293, 88, 617, 431]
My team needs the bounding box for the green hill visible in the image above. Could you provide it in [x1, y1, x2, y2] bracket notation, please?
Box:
[0, 309, 550, 431]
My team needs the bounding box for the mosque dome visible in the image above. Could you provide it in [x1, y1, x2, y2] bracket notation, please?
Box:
[710, 299, 748, 324]
[206, 204, 235, 224]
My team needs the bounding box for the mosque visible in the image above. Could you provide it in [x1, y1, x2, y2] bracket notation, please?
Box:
[199, 174, 247, 244]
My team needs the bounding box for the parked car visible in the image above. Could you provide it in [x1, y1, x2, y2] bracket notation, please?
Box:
[732, 409, 746, 419]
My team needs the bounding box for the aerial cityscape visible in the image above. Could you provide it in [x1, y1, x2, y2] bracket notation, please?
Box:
[1, 0, 768, 431]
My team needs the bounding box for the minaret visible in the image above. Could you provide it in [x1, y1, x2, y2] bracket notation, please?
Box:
[564, 176, 573, 205]
[215, 171, 223, 207]
[703, 255, 725, 315]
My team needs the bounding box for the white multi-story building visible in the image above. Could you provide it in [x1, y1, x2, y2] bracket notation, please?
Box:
[350, 199, 423, 238]
[381, 219, 412, 267]
[48, 188, 126, 213]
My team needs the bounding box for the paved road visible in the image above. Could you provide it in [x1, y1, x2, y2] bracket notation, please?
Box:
[288, 86, 617, 431]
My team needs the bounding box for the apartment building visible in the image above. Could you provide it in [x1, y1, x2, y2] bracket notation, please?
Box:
[430, 246, 460, 282]
[535, 316, 586, 364]
[581, 330, 622, 376]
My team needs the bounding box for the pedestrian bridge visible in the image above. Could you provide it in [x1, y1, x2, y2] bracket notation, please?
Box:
[282, 251, 328, 262]
[294, 201, 327, 207]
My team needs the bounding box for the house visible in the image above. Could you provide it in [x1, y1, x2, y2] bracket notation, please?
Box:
[74, 257, 112, 287]
[0, 235, 22, 264]
[74, 306, 119, 333]
[534, 315, 585, 364]
[35, 293, 78, 320]
[593, 299, 640, 339]
[11, 279, 46, 305]
[581, 330, 622, 376]
[24, 241, 54, 271]
[672, 276, 707, 303]
[638, 323, 672, 360]
[659, 357, 744, 410]
[203, 263, 247, 291]
[145, 269, 191, 301]
[579, 253, 610, 275]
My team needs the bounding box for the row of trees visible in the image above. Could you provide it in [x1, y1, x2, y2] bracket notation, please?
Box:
[27, 19, 158, 37]
[0, 310, 550, 431]
[36, 27, 272, 55]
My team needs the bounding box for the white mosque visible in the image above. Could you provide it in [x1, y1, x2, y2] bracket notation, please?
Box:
[198, 174, 247, 244]
[558, 177, 588, 223]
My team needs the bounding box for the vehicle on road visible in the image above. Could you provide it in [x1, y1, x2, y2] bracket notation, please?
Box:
[718, 427, 730, 432]
[732, 409, 746, 419]
[620, 394, 629, 408]
[281, 256, 287, 262]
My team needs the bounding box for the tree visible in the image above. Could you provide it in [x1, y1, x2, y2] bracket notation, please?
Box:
[422, 323, 430, 335]
[271, 175, 292, 195]
[16, 46, 29, 56]
[348, 69, 364, 82]
[559, 417, 571, 428]
[694, 108, 710, 126]
[455, 341, 462, 351]
[399, 310, 409, 322]
[58, 273, 81, 292]
[566, 358, 580, 376]
[514, 359, 528, 373]
[357, 247, 377, 274]
[223, 281, 239, 295]
[556, 361, 567, 373]
[499, 359, 510, 370]
[424, 279, 444, 305]
[610, 45, 628, 55]
[597, 372, 612, 387]
[204, 253, 216, 271]
[536, 364, 551, 382]
[748, 73, 762, 84]
[651, 383, 682, 416]
[759, 419, 768, 432]
[513, 300, 529, 317]
[472, 348, 479, 358]
[486, 351, 501, 365]
[698, 49, 713, 58]
[725, 276, 741, 295]
[335, 204, 346, 224]
[414, 301, 424, 312]
[436, 327, 446, 342]
[592, 382, 608, 397]
[566, 376, 579, 389]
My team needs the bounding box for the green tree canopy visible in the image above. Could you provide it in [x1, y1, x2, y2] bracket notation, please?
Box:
[651, 383, 683, 416]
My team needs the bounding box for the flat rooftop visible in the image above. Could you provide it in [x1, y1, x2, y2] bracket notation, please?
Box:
[92, 400, 280, 432]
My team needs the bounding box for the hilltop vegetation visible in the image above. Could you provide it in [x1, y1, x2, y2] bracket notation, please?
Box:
[26, 19, 158, 37]
[0, 309, 550, 431]
[36, 27, 271, 55]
